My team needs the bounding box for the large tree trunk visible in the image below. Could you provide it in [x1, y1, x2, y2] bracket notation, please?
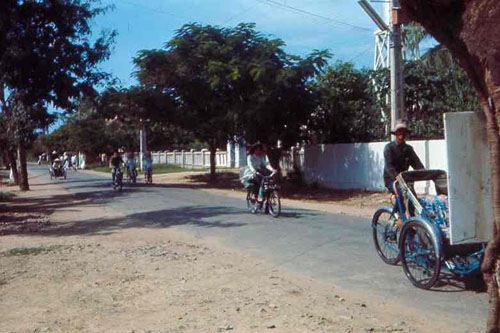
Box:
[209, 140, 217, 182]
[481, 94, 500, 332]
[399, 1, 500, 330]
[17, 142, 29, 191]
[6, 149, 19, 185]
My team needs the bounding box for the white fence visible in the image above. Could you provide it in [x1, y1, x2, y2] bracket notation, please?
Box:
[299, 140, 447, 192]
[151, 149, 228, 169]
[150, 139, 448, 192]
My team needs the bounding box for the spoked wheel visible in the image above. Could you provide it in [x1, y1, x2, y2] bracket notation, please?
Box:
[268, 190, 281, 217]
[400, 218, 441, 289]
[372, 207, 400, 265]
[246, 190, 258, 214]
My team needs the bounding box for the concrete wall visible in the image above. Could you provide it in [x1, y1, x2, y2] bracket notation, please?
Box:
[302, 140, 447, 192]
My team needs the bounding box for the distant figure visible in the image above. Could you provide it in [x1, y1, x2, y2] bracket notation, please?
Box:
[71, 154, 78, 171]
[50, 150, 58, 164]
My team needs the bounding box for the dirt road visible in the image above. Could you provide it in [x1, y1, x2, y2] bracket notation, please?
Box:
[0, 167, 484, 332]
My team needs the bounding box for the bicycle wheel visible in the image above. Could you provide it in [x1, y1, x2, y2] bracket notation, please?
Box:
[246, 190, 258, 214]
[372, 207, 400, 265]
[268, 190, 281, 217]
[400, 218, 441, 289]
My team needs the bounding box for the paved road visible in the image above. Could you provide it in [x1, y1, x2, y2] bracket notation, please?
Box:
[30, 165, 487, 331]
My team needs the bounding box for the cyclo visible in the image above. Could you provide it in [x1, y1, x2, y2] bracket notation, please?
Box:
[49, 158, 67, 180]
[372, 169, 485, 289]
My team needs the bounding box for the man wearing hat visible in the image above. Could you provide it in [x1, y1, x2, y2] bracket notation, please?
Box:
[384, 121, 424, 222]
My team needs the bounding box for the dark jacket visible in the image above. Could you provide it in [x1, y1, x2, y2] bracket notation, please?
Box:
[110, 155, 123, 168]
[383, 141, 424, 189]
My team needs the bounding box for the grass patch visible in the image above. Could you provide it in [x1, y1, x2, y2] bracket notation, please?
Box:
[86, 163, 193, 174]
[0, 191, 15, 201]
[152, 164, 194, 174]
[6, 245, 62, 256]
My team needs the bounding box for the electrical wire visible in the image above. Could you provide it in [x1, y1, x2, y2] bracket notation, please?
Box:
[220, 4, 259, 26]
[256, 0, 372, 32]
[347, 44, 374, 63]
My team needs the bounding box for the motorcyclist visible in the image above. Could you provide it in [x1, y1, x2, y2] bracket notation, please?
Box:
[383, 121, 424, 225]
[109, 151, 124, 184]
[246, 143, 277, 202]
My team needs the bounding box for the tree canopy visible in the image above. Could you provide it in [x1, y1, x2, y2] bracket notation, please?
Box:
[133, 22, 330, 178]
[0, 0, 115, 190]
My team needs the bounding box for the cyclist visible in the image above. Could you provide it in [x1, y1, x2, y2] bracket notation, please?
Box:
[383, 121, 424, 225]
[109, 150, 124, 184]
[143, 152, 153, 182]
[125, 152, 137, 182]
[246, 143, 277, 202]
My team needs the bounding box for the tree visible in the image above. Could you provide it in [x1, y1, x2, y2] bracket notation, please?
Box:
[0, 0, 115, 190]
[41, 117, 136, 159]
[309, 61, 384, 143]
[399, 1, 500, 330]
[134, 23, 329, 179]
[370, 57, 481, 139]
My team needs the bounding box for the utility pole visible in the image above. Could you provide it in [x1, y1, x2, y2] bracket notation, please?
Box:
[390, 0, 405, 128]
[139, 123, 147, 171]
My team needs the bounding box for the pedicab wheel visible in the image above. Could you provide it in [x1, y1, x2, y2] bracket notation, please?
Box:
[268, 190, 281, 218]
[372, 207, 400, 265]
[246, 189, 258, 214]
[400, 218, 441, 290]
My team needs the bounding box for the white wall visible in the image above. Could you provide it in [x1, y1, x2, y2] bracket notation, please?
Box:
[302, 140, 447, 191]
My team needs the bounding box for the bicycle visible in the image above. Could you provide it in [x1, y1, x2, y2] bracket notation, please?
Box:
[113, 167, 123, 191]
[127, 166, 137, 184]
[246, 172, 281, 217]
[144, 167, 153, 184]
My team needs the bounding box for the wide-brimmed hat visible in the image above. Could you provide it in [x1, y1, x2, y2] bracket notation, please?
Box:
[391, 121, 411, 134]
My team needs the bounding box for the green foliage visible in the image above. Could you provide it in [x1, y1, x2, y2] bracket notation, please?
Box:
[40, 117, 137, 157]
[133, 23, 330, 149]
[371, 50, 481, 139]
[310, 61, 385, 143]
[0, 0, 116, 112]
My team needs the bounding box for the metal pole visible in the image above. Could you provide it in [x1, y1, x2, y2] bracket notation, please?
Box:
[139, 124, 147, 171]
[390, 0, 405, 132]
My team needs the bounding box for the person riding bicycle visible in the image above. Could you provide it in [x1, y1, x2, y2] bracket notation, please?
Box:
[143, 152, 153, 180]
[383, 121, 424, 225]
[246, 143, 277, 202]
[125, 152, 137, 181]
[109, 151, 124, 184]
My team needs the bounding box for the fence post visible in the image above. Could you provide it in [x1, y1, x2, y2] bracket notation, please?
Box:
[201, 149, 208, 168]
[181, 150, 185, 168]
[190, 149, 195, 169]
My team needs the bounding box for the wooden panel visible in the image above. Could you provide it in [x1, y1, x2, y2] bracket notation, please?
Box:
[445, 112, 492, 244]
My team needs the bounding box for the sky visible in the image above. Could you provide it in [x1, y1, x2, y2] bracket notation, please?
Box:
[93, 0, 394, 87]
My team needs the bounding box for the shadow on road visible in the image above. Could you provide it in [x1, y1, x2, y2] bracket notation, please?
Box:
[432, 271, 486, 293]
[3, 205, 249, 237]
